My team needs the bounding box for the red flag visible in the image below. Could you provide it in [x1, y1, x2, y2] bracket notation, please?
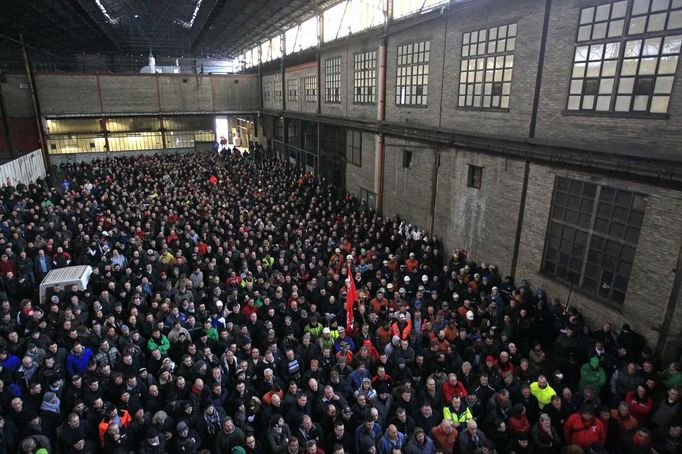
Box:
[345, 263, 358, 331]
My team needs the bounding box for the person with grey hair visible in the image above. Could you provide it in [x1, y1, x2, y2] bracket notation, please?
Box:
[459, 420, 489, 454]
[530, 413, 561, 453]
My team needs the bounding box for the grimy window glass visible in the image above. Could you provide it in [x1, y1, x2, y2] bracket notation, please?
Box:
[354, 50, 377, 104]
[569, 0, 682, 114]
[459, 23, 517, 109]
[325, 57, 342, 103]
[542, 176, 645, 306]
[304, 77, 317, 103]
[396, 41, 430, 106]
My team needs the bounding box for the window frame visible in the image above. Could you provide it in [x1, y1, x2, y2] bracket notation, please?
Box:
[395, 40, 431, 107]
[402, 149, 413, 168]
[274, 76, 283, 101]
[359, 187, 377, 210]
[354, 50, 378, 104]
[287, 78, 298, 102]
[567, 0, 682, 115]
[541, 176, 646, 307]
[325, 57, 342, 104]
[467, 165, 483, 189]
[458, 23, 517, 110]
[346, 130, 362, 166]
[304, 76, 317, 103]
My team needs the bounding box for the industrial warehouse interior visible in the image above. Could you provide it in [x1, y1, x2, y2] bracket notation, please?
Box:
[0, 0, 681, 453]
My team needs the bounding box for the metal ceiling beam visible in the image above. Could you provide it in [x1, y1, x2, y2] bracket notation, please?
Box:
[224, 0, 309, 56]
[68, 0, 122, 51]
[190, 0, 229, 51]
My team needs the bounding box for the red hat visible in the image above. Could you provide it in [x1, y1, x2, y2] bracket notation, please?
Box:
[485, 355, 495, 363]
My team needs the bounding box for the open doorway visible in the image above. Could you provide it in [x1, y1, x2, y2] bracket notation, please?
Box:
[214, 116, 231, 149]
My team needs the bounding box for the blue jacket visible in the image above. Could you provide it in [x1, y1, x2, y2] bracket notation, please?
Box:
[378, 431, 406, 454]
[66, 348, 93, 377]
[1, 354, 21, 372]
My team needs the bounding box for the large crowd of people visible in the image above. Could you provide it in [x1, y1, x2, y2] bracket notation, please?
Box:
[0, 146, 679, 454]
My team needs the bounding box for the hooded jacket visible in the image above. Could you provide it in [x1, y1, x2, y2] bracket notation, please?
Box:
[579, 357, 606, 392]
[563, 412, 606, 448]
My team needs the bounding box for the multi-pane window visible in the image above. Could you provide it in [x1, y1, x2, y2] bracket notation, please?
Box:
[287, 78, 298, 102]
[274, 77, 282, 101]
[264, 83, 272, 102]
[578, 1, 628, 41]
[568, 42, 621, 111]
[568, 0, 682, 114]
[629, 0, 682, 34]
[346, 130, 362, 166]
[325, 57, 342, 103]
[396, 41, 430, 106]
[459, 24, 517, 109]
[359, 187, 377, 210]
[354, 50, 377, 104]
[616, 35, 681, 112]
[304, 77, 317, 103]
[542, 177, 645, 306]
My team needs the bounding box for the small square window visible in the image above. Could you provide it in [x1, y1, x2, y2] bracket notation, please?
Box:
[635, 77, 654, 94]
[402, 150, 412, 168]
[584, 79, 599, 95]
[467, 165, 483, 189]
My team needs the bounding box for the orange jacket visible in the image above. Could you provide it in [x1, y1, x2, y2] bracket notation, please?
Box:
[98, 409, 132, 445]
[391, 318, 412, 340]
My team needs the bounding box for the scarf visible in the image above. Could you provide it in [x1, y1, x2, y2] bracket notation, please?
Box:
[40, 396, 61, 414]
[204, 410, 221, 434]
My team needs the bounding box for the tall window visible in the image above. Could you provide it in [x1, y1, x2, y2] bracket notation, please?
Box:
[264, 83, 272, 101]
[542, 177, 645, 306]
[459, 23, 517, 109]
[568, 0, 682, 114]
[402, 150, 412, 168]
[304, 77, 317, 103]
[325, 57, 342, 103]
[359, 187, 377, 210]
[287, 78, 298, 102]
[354, 50, 377, 104]
[396, 41, 430, 106]
[274, 77, 282, 101]
[346, 130, 362, 166]
[467, 165, 483, 189]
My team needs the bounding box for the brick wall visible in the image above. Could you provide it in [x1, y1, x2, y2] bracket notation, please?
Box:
[434, 151, 526, 273]
[382, 137, 437, 225]
[516, 164, 682, 346]
[345, 131, 377, 198]
[284, 65, 318, 114]
[534, 0, 682, 160]
[35, 73, 259, 115]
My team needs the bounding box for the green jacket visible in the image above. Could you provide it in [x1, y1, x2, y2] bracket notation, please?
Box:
[579, 361, 606, 392]
[658, 369, 682, 390]
[147, 335, 171, 356]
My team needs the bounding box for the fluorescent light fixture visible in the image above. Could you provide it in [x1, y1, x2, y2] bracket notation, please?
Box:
[178, 0, 203, 29]
[95, 0, 119, 25]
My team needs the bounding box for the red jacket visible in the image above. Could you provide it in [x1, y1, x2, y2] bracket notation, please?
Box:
[442, 380, 468, 403]
[508, 415, 531, 435]
[625, 391, 653, 426]
[563, 413, 606, 448]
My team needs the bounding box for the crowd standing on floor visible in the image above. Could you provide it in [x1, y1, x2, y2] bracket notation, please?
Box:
[0, 146, 679, 454]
